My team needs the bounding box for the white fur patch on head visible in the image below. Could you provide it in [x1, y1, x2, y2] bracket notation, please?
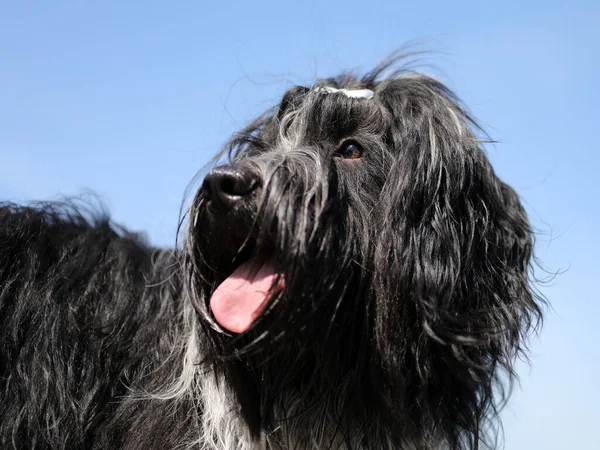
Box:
[314, 86, 374, 99]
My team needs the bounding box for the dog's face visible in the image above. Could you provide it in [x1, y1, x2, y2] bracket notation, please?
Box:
[185, 62, 543, 446]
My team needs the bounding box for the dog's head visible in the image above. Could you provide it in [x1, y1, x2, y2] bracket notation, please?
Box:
[185, 57, 544, 448]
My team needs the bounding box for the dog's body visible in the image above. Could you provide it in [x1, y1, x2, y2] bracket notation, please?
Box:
[0, 57, 543, 449]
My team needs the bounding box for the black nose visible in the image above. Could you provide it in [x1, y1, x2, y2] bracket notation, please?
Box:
[201, 166, 260, 213]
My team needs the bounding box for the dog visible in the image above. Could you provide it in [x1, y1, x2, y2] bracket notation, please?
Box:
[0, 55, 544, 449]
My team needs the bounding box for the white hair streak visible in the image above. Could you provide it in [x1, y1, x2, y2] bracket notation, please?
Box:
[144, 293, 253, 449]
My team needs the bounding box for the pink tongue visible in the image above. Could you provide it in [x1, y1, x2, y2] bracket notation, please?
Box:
[210, 256, 283, 333]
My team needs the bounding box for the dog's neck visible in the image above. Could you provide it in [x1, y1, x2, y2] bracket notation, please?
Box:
[197, 355, 408, 450]
[199, 371, 395, 450]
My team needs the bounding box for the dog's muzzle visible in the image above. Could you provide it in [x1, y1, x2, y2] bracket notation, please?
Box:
[193, 163, 283, 335]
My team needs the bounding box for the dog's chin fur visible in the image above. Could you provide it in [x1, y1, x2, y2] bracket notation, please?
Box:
[0, 54, 544, 450]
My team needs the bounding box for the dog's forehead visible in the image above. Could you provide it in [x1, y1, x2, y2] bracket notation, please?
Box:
[276, 84, 385, 143]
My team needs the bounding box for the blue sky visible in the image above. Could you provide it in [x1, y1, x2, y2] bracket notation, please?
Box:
[1, 1, 598, 448]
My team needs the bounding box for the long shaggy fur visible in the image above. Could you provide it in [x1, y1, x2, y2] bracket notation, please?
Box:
[0, 55, 544, 449]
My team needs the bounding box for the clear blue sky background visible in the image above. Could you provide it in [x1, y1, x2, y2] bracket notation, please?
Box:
[1, 1, 598, 448]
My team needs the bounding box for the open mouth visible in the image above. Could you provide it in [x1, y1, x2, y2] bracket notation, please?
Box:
[209, 242, 285, 334]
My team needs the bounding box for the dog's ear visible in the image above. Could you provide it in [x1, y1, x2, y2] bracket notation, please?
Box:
[222, 86, 311, 160]
[371, 75, 543, 445]
[276, 86, 311, 121]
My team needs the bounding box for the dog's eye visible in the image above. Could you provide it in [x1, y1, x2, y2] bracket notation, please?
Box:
[336, 141, 363, 159]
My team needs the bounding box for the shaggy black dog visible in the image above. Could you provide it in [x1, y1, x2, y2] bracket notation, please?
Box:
[0, 56, 543, 449]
